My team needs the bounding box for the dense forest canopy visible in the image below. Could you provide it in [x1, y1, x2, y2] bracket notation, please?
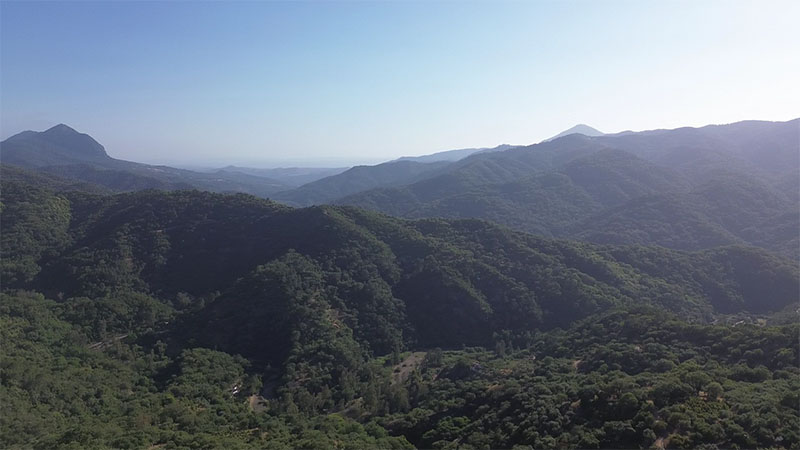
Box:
[1, 170, 798, 448]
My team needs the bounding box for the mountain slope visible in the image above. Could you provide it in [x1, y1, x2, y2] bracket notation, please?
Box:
[395, 144, 515, 163]
[215, 166, 348, 187]
[599, 119, 800, 182]
[3, 178, 796, 349]
[272, 159, 452, 206]
[570, 171, 798, 257]
[337, 119, 799, 256]
[340, 148, 689, 234]
[0, 124, 291, 196]
[2, 176, 798, 449]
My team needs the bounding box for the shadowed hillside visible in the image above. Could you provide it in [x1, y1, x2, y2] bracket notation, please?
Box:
[2, 174, 798, 449]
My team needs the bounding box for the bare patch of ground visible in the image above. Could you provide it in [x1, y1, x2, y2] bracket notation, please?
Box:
[88, 334, 128, 350]
[391, 351, 426, 385]
[248, 395, 268, 413]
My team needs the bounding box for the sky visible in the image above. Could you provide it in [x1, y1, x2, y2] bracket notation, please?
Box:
[1, 1, 799, 167]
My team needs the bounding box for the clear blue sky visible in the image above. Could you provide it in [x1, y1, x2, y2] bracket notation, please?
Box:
[2, 1, 798, 166]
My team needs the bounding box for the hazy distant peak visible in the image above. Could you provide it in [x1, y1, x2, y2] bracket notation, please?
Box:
[44, 123, 80, 134]
[545, 124, 604, 142]
[41, 124, 108, 157]
[1, 123, 109, 164]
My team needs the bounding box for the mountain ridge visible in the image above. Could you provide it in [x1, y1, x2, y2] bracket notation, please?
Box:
[337, 119, 799, 257]
[394, 143, 517, 164]
[0, 125, 292, 196]
[3, 119, 797, 258]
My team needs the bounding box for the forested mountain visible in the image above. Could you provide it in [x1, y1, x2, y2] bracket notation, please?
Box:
[272, 159, 453, 206]
[272, 125, 602, 206]
[598, 120, 799, 179]
[6, 120, 794, 259]
[0, 124, 291, 196]
[338, 119, 800, 257]
[2, 175, 798, 449]
[215, 166, 348, 187]
[0, 164, 110, 194]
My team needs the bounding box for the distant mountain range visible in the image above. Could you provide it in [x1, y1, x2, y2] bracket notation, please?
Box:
[214, 166, 348, 187]
[0, 124, 520, 196]
[334, 119, 799, 257]
[270, 160, 453, 206]
[268, 125, 604, 207]
[2, 120, 797, 258]
[0, 124, 290, 196]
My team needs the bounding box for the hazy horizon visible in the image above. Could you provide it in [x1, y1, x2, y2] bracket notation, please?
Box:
[2, 1, 799, 166]
[3, 117, 798, 169]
